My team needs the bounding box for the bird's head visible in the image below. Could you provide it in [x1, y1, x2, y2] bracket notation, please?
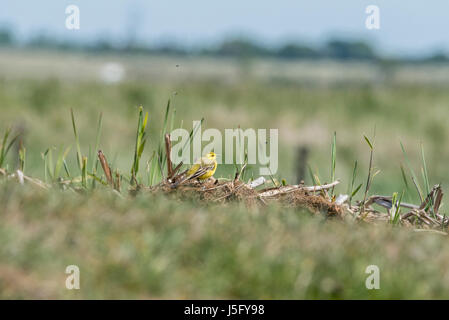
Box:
[206, 152, 217, 160]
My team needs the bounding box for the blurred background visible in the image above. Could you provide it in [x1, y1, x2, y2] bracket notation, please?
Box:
[1, 0, 449, 199]
[4, 1, 449, 300]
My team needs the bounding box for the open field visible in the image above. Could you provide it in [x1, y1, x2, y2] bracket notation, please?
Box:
[1, 50, 449, 298]
[1, 50, 449, 196]
[2, 185, 449, 299]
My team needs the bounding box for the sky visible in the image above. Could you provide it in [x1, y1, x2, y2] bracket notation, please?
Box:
[1, 1, 449, 57]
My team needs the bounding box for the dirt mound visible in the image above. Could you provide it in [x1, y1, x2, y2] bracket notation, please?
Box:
[150, 177, 343, 218]
[277, 190, 343, 217]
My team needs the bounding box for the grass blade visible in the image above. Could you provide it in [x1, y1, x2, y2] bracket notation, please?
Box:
[54, 146, 71, 179]
[308, 165, 317, 186]
[91, 112, 103, 172]
[0, 128, 19, 169]
[330, 132, 336, 196]
[70, 108, 83, 172]
[360, 132, 376, 217]
[420, 143, 430, 196]
[131, 106, 148, 185]
[400, 142, 423, 202]
[351, 183, 363, 199]
[348, 160, 358, 205]
[364, 135, 373, 150]
[81, 156, 88, 188]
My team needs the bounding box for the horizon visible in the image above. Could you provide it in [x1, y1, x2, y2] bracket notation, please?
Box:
[1, 1, 449, 58]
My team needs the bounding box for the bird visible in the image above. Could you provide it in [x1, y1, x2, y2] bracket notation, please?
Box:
[172, 152, 218, 187]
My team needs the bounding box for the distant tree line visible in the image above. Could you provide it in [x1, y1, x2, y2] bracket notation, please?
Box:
[0, 27, 447, 63]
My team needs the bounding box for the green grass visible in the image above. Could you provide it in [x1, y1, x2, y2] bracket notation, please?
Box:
[2, 184, 449, 299]
[1, 53, 449, 298]
[0, 127, 19, 169]
[1, 77, 448, 198]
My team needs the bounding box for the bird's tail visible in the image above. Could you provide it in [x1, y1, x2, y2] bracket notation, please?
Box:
[170, 171, 189, 188]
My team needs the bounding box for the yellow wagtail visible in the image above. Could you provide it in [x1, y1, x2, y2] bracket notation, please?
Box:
[173, 152, 218, 187]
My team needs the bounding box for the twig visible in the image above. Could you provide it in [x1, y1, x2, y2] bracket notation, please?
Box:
[401, 210, 415, 220]
[165, 134, 173, 179]
[21, 174, 49, 190]
[365, 195, 419, 210]
[171, 161, 183, 179]
[98, 150, 113, 186]
[2, 169, 49, 190]
[419, 184, 439, 210]
[213, 183, 246, 202]
[434, 188, 443, 215]
[258, 180, 340, 198]
[199, 182, 231, 192]
[114, 169, 121, 192]
[402, 210, 430, 226]
[302, 180, 340, 192]
[234, 163, 247, 182]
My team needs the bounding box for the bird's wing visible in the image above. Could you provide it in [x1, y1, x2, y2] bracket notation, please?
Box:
[186, 163, 201, 176]
[187, 162, 215, 180]
[171, 160, 215, 188]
